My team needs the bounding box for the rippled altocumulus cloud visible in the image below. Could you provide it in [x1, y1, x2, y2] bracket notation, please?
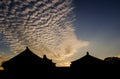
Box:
[0, 0, 89, 66]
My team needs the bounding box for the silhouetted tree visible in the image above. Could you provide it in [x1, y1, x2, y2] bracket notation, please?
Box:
[104, 57, 120, 64]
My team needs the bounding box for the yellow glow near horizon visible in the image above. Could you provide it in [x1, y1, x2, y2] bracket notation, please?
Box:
[0, 67, 4, 70]
[55, 62, 71, 67]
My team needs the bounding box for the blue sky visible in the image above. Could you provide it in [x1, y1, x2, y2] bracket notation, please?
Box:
[73, 0, 120, 59]
[0, 0, 120, 66]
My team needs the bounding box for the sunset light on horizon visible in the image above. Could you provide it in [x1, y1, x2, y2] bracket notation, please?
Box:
[0, 0, 120, 67]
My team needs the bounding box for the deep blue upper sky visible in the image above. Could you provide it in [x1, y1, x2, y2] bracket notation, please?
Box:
[73, 0, 120, 58]
[0, 0, 120, 62]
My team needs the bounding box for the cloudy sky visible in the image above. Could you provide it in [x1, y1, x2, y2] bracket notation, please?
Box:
[0, 0, 120, 66]
[73, 0, 120, 59]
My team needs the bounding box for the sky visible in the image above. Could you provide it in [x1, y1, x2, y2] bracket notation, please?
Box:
[0, 0, 120, 67]
[73, 0, 120, 59]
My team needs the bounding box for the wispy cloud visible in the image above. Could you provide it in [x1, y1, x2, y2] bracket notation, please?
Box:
[0, 53, 14, 66]
[0, 0, 89, 66]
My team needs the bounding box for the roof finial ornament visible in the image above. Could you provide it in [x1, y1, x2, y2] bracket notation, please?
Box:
[86, 51, 89, 55]
[43, 55, 47, 59]
[26, 47, 29, 50]
[26, 46, 28, 49]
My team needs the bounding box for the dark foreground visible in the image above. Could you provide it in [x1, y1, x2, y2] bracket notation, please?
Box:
[0, 48, 120, 79]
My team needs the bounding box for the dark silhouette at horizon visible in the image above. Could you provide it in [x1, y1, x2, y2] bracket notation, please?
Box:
[0, 47, 120, 79]
[1, 47, 55, 79]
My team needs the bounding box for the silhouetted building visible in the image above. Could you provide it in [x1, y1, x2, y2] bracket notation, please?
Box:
[2, 47, 55, 70]
[71, 52, 104, 66]
[1, 50, 120, 79]
[1, 47, 55, 78]
[70, 52, 105, 79]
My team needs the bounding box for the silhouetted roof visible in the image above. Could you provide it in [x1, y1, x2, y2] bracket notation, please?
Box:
[71, 52, 104, 66]
[1, 47, 55, 70]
